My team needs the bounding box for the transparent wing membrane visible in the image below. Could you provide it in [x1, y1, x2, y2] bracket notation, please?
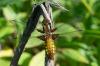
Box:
[32, 0, 68, 11]
[27, 23, 83, 42]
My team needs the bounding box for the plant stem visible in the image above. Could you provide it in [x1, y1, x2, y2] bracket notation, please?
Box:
[10, 5, 42, 66]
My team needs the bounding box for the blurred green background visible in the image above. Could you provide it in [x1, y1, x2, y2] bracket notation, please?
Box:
[0, 0, 100, 66]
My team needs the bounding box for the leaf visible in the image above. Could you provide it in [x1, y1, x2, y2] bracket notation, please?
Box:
[0, 26, 14, 38]
[26, 38, 43, 48]
[55, 23, 78, 34]
[91, 61, 98, 66]
[2, 6, 16, 21]
[89, 0, 96, 7]
[0, 0, 22, 7]
[61, 48, 89, 64]
[0, 59, 10, 66]
[26, 30, 44, 48]
[29, 50, 45, 66]
[55, 23, 81, 38]
[81, 0, 94, 15]
[19, 52, 32, 66]
[55, 23, 82, 46]
[53, 10, 61, 19]
[0, 49, 13, 58]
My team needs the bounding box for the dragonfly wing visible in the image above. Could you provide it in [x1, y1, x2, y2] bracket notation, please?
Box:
[54, 23, 82, 47]
[10, 5, 42, 66]
[49, 0, 68, 11]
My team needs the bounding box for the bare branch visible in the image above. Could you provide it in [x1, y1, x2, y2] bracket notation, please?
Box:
[10, 5, 42, 66]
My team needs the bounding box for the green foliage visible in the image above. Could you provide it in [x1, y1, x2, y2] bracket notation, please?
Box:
[29, 50, 45, 66]
[0, 0, 100, 66]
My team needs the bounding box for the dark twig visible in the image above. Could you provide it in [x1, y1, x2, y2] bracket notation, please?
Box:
[10, 5, 42, 66]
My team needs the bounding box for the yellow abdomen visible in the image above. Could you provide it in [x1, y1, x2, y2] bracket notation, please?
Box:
[45, 38, 56, 59]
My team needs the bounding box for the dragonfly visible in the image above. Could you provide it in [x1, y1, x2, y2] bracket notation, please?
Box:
[10, 1, 79, 66]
